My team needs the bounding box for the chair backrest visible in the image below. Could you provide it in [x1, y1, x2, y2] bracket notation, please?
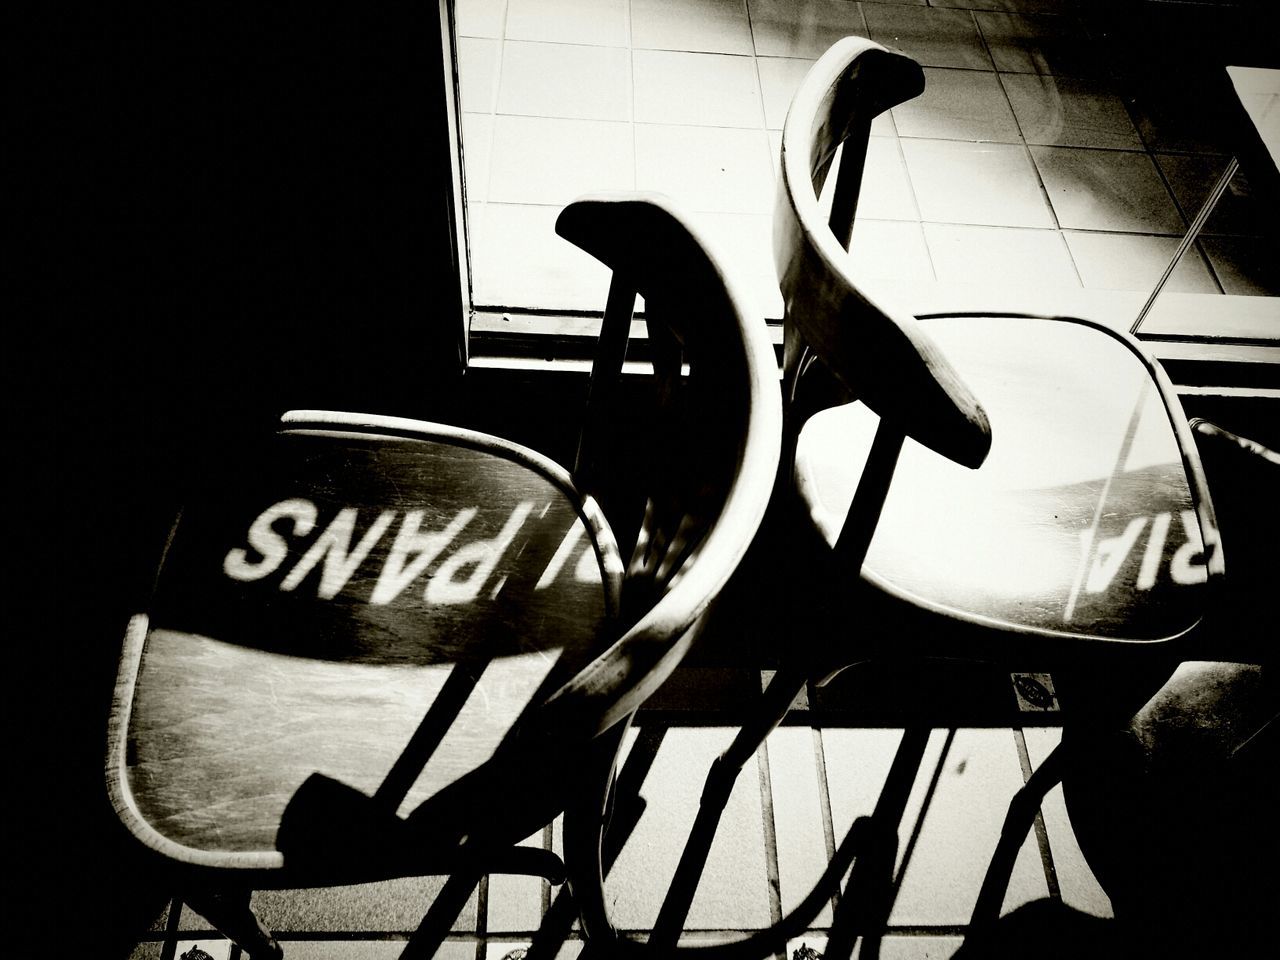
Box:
[543, 192, 783, 734]
[774, 38, 991, 476]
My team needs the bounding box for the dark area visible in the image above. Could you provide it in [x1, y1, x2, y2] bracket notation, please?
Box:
[24, 4, 468, 953]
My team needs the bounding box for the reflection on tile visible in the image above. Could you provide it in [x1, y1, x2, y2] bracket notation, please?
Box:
[975, 11, 1105, 78]
[497, 41, 632, 121]
[488, 116, 633, 205]
[607, 728, 773, 930]
[1201, 235, 1280, 296]
[924, 223, 1079, 288]
[893, 68, 1021, 143]
[252, 878, 475, 932]
[505, 0, 629, 47]
[635, 124, 775, 215]
[1063, 231, 1220, 294]
[633, 50, 763, 128]
[1032, 146, 1184, 233]
[759, 57, 895, 135]
[1023, 729, 1114, 919]
[470, 203, 615, 310]
[862, 3, 994, 71]
[903, 139, 1054, 227]
[631, 0, 754, 55]
[747, 0, 867, 60]
[455, 0, 507, 39]
[1154, 154, 1268, 237]
[458, 37, 501, 114]
[1001, 74, 1142, 150]
[461, 113, 494, 202]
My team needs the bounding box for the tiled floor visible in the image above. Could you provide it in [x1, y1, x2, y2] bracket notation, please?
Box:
[118, 4, 1273, 959]
[131, 663, 1120, 960]
[456, 0, 1279, 319]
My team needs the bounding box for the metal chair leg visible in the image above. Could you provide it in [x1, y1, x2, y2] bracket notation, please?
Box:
[183, 888, 282, 960]
[968, 739, 1069, 933]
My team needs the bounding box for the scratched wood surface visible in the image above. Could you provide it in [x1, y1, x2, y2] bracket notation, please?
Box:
[122, 428, 616, 854]
[794, 316, 1212, 641]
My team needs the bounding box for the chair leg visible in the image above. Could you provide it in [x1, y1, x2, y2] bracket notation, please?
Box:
[822, 726, 931, 960]
[646, 670, 810, 950]
[968, 739, 1069, 934]
[399, 869, 482, 960]
[183, 888, 282, 960]
[564, 719, 635, 946]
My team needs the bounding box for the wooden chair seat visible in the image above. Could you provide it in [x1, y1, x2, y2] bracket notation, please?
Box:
[109, 415, 622, 874]
[793, 314, 1215, 645]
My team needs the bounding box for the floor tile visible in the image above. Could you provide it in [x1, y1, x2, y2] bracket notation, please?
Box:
[758, 57, 896, 135]
[872, 936, 965, 959]
[932, 0, 1072, 11]
[692, 211, 785, 319]
[768, 726, 834, 925]
[862, 3, 994, 71]
[456, 0, 508, 39]
[847, 218, 936, 288]
[747, 0, 868, 60]
[458, 37, 502, 114]
[1201, 235, 1280, 297]
[633, 50, 764, 128]
[470, 203, 615, 309]
[1031, 146, 1184, 234]
[251, 877, 476, 932]
[1063, 231, 1219, 295]
[128, 944, 165, 960]
[504, 0, 629, 47]
[631, 0, 755, 55]
[902, 139, 1054, 227]
[816, 137, 919, 222]
[462, 113, 495, 202]
[1001, 74, 1143, 150]
[975, 11, 1106, 78]
[893, 67, 1021, 143]
[606, 728, 773, 930]
[1154, 153, 1269, 237]
[496, 41, 632, 121]
[1125, 80, 1233, 156]
[635, 123, 775, 215]
[489, 832, 552, 933]
[924, 222, 1079, 288]
[487, 115, 634, 205]
[1023, 728, 1113, 919]
[869, 729, 1048, 925]
[276, 942, 437, 959]
[822, 727, 1043, 928]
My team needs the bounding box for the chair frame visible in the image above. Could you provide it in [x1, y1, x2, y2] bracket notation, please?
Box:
[104, 193, 782, 959]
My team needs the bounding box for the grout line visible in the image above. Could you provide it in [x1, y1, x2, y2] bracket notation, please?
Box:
[756, 736, 787, 959]
[811, 727, 839, 879]
[1012, 727, 1061, 901]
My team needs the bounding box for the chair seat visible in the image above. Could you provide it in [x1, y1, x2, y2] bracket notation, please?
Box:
[109, 421, 621, 869]
[794, 316, 1216, 643]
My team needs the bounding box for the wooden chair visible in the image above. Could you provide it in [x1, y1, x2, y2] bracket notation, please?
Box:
[573, 38, 1236, 958]
[105, 193, 781, 958]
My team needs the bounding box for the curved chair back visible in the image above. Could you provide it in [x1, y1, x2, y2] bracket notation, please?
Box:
[547, 192, 784, 735]
[775, 37, 991, 473]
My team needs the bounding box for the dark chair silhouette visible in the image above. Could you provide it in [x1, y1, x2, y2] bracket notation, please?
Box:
[104, 193, 781, 958]
[569, 38, 1239, 959]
